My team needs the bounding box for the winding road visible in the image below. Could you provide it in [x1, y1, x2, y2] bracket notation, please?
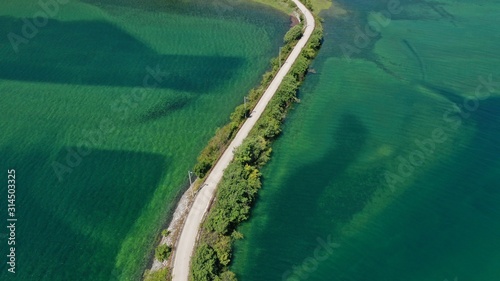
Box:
[171, 1, 315, 280]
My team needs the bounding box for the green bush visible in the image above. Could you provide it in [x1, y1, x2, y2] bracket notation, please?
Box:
[194, 123, 239, 178]
[190, 243, 218, 281]
[291, 55, 310, 80]
[155, 244, 172, 262]
[258, 116, 282, 140]
[309, 25, 324, 51]
[284, 24, 303, 44]
[194, 157, 213, 178]
[234, 137, 269, 165]
[214, 235, 232, 266]
[189, 5, 324, 280]
[191, 11, 305, 180]
[302, 0, 313, 11]
[261, 71, 274, 86]
[230, 104, 248, 123]
[215, 271, 237, 281]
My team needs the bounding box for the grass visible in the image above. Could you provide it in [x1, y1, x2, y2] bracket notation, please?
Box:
[311, 0, 332, 13]
[249, 0, 295, 14]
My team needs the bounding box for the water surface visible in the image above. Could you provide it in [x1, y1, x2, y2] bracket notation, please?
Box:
[0, 0, 289, 279]
[232, 1, 500, 280]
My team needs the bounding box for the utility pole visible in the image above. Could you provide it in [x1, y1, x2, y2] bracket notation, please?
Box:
[188, 171, 194, 186]
[188, 170, 194, 198]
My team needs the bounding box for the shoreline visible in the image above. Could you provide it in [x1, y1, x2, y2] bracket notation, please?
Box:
[144, 5, 295, 279]
[149, 182, 196, 272]
[172, 0, 317, 280]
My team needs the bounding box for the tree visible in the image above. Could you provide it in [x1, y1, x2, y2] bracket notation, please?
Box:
[284, 25, 303, 44]
[191, 243, 218, 281]
[214, 235, 232, 266]
[155, 244, 172, 262]
[215, 271, 237, 281]
[194, 157, 212, 178]
[291, 54, 309, 80]
[302, 0, 313, 11]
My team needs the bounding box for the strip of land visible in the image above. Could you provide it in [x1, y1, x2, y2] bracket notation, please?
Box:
[171, 1, 315, 280]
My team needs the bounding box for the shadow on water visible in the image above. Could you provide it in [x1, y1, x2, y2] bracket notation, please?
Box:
[49, 147, 168, 229]
[267, 114, 372, 223]
[441, 96, 500, 215]
[339, 97, 500, 281]
[248, 113, 385, 273]
[135, 94, 193, 123]
[0, 16, 244, 93]
[421, 82, 465, 105]
[375, 81, 500, 219]
[0, 198, 119, 281]
[79, 0, 289, 22]
[295, 115, 365, 209]
[0, 146, 169, 281]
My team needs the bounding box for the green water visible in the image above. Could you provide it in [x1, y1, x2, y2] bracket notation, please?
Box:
[0, 0, 288, 280]
[232, 0, 500, 280]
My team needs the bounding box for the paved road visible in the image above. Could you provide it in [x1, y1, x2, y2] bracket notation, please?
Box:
[171, 1, 315, 280]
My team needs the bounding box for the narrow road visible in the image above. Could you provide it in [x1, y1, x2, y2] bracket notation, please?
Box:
[171, 1, 315, 280]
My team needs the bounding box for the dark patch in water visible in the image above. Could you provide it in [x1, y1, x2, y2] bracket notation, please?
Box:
[240, 113, 393, 280]
[318, 0, 458, 77]
[420, 83, 464, 105]
[252, 114, 372, 261]
[136, 95, 192, 123]
[78, 0, 290, 29]
[0, 147, 168, 280]
[0, 17, 244, 92]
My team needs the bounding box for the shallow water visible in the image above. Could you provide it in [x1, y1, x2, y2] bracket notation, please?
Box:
[232, 0, 500, 280]
[0, 0, 288, 279]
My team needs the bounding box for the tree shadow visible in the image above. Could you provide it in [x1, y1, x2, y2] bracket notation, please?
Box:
[0, 16, 244, 93]
[242, 113, 374, 280]
[135, 94, 193, 123]
[0, 146, 169, 280]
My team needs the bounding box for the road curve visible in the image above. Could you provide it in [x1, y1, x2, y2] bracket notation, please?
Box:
[171, 1, 315, 280]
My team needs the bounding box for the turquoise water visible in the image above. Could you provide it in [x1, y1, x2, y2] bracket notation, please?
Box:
[0, 0, 288, 280]
[232, 0, 500, 280]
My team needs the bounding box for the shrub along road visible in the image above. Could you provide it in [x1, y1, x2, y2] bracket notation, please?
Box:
[171, 1, 315, 280]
